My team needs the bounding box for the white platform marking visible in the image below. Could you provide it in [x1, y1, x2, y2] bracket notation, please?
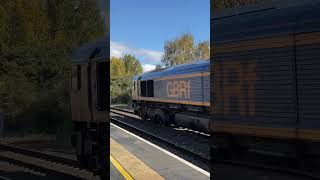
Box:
[111, 123, 210, 177]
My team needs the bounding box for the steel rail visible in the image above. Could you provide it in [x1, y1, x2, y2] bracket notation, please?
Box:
[111, 107, 319, 179]
[109, 115, 210, 164]
[0, 143, 79, 167]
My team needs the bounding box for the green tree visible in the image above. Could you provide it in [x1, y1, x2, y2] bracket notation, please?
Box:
[155, 64, 163, 71]
[0, 0, 104, 133]
[110, 54, 143, 104]
[0, 2, 9, 53]
[195, 41, 210, 60]
[111, 57, 126, 78]
[121, 54, 143, 77]
[162, 34, 194, 67]
[161, 33, 209, 67]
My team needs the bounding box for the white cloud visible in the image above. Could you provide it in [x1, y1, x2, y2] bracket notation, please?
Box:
[142, 64, 156, 72]
[111, 41, 163, 64]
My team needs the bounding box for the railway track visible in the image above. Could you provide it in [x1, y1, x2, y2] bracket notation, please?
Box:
[110, 107, 210, 137]
[111, 106, 320, 179]
[110, 107, 210, 167]
[110, 106, 134, 114]
[0, 143, 100, 180]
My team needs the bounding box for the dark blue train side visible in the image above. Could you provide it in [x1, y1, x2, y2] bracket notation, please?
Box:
[132, 60, 210, 132]
[211, 1, 320, 162]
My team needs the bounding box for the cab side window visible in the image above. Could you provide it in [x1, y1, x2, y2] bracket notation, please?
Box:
[140, 80, 154, 97]
[147, 80, 154, 97]
[140, 81, 147, 97]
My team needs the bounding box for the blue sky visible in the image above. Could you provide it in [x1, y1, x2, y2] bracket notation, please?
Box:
[110, 0, 210, 72]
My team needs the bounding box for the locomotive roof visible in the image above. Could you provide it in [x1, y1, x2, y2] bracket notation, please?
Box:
[212, 0, 316, 20]
[71, 37, 109, 62]
[135, 60, 209, 81]
[212, 1, 320, 44]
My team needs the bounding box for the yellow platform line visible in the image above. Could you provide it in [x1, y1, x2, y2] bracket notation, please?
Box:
[110, 138, 164, 180]
[110, 155, 134, 180]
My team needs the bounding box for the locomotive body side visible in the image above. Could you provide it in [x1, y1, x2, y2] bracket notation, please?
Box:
[133, 61, 210, 132]
[211, 3, 320, 157]
[140, 61, 210, 106]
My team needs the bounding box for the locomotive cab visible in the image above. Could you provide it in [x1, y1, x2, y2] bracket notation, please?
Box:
[132, 76, 140, 114]
[71, 38, 109, 175]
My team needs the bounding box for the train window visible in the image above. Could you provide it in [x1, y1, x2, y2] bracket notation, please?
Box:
[140, 81, 147, 97]
[77, 65, 81, 90]
[147, 80, 154, 97]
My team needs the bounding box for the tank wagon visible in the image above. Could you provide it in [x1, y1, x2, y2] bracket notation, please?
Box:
[70, 38, 109, 175]
[132, 60, 210, 132]
[211, 1, 320, 160]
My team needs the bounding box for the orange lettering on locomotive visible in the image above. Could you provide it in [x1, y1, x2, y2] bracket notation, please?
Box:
[211, 63, 221, 113]
[167, 80, 192, 99]
[187, 80, 191, 98]
[218, 61, 256, 117]
[179, 80, 187, 98]
[173, 81, 179, 98]
[167, 81, 173, 97]
[244, 63, 256, 116]
[223, 61, 246, 116]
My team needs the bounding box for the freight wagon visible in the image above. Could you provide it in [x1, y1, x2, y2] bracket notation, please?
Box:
[132, 60, 210, 132]
[211, 1, 320, 160]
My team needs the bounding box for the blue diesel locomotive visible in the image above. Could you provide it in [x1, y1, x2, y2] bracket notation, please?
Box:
[132, 60, 210, 132]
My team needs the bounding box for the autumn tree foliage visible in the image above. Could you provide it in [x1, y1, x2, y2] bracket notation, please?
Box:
[110, 55, 143, 104]
[161, 33, 210, 67]
[0, 0, 104, 133]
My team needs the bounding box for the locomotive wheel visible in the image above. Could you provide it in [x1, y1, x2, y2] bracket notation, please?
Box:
[154, 115, 163, 125]
[141, 112, 148, 121]
[155, 109, 169, 126]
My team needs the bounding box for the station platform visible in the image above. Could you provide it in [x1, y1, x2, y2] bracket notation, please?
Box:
[110, 123, 210, 180]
